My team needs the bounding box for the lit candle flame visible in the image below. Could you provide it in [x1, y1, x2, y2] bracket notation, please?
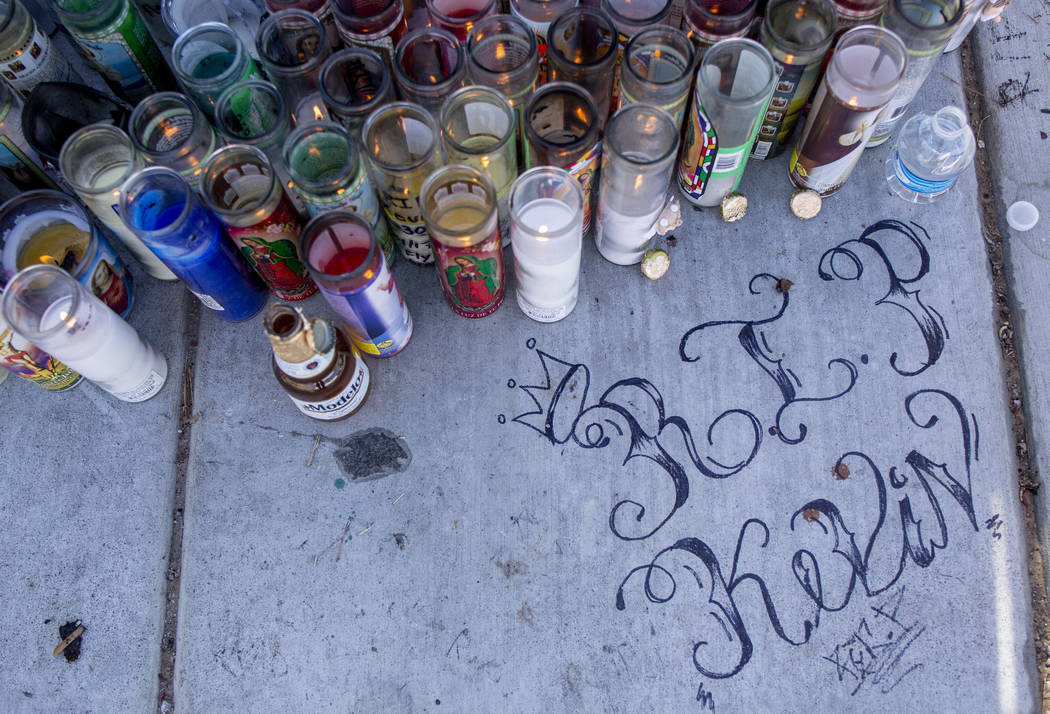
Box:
[313, 105, 325, 121]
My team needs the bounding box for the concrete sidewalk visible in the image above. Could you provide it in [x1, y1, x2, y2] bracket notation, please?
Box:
[1, 22, 1046, 714]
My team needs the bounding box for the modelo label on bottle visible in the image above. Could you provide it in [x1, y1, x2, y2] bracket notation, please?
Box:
[72, 2, 168, 104]
[752, 61, 816, 160]
[565, 141, 601, 235]
[0, 320, 82, 390]
[111, 369, 166, 402]
[0, 22, 72, 96]
[433, 230, 505, 318]
[275, 343, 336, 380]
[226, 199, 317, 301]
[288, 356, 370, 420]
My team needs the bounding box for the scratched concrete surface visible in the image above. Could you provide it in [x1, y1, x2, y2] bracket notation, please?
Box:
[974, 11, 1050, 604]
[0, 276, 190, 711]
[165, 55, 1037, 711]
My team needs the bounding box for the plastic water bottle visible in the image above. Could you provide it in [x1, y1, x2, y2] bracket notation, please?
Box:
[886, 106, 975, 203]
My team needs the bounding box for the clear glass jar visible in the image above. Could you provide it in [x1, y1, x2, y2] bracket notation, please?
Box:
[129, 91, 220, 187]
[601, 0, 672, 39]
[266, 0, 342, 50]
[833, 0, 886, 29]
[162, 0, 266, 61]
[617, 26, 696, 126]
[200, 144, 318, 301]
[426, 0, 497, 40]
[256, 9, 333, 122]
[420, 164, 505, 318]
[172, 22, 260, 119]
[681, 0, 757, 53]
[595, 104, 679, 265]
[440, 86, 518, 246]
[319, 48, 396, 142]
[58, 124, 177, 281]
[546, 7, 618, 133]
[509, 0, 577, 51]
[331, 0, 407, 68]
[392, 27, 467, 119]
[0, 0, 76, 97]
[510, 165, 583, 322]
[361, 102, 446, 264]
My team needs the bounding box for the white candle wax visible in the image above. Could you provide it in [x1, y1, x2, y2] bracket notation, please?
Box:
[512, 198, 581, 323]
[594, 198, 662, 265]
[37, 292, 167, 402]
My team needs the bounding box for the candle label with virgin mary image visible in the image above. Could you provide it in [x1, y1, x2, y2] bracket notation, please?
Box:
[0, 319, 82, 390]
[224, 196, 318, 301]
[564, 141, 601, 236]
[433, 230, 505, 318]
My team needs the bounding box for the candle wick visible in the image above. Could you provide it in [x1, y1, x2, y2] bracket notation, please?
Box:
[326, 226, 343, 253]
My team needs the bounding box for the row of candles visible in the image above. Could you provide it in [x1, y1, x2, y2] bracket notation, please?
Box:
[0, 0, 999, 414]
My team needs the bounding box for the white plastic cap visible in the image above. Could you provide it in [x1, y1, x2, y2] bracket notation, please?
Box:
[1007, 201, 1039, 232]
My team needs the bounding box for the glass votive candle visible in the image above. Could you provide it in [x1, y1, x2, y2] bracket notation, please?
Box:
[265, 0, 342, 51]
[0, 190, 134, 316]
[420, 164, 505, 318]
[595, 104, 679, 265]
[59, 124, 177, 281]
[283, 120, 395, 265]
[510, 166, 583, 323]
[162, 0, 266, 60]
[545, 7, 618, 133]
[255, 9, 333, 123]
[523, 82, 601, 237]
[392, 27, 468, 119]
[319, 48, 396, 142]
[361, 101, 446, 264]
[2, 264, 167, 401]
[119, 166, 267, 321]
[200, 144, 317, 301]
[331, 0, 408, 68]
[301, 210, 413, 357]
[618, 26, 696, 126]
[426, 0, 497, 40]
[171, 22, 261, 119]
[509, 0, 578, 60]
[601, 0, 672, 41]
[440, 86, 518, 246]
[129, 92, 220, 188]
[682, 0, 758, 54]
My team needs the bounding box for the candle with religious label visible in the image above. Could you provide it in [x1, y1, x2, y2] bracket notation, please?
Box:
[0, 0, 77, 97]
[129, 92, 219, 188]
[426, 0, 496, 40]
[331, 0, 407, 68]
[264, 303, 372, 420]
[617, 26, 697, 126]
[596, 104, 679, 265]
[523, 82, 600, 238]
[832, 0, 886, 29]
[320, 48, 396, 142]
[751, 0, 837, 160]
[601, 0, 672, 111]
[788, 25, 908, 196]
[0, 275, 82, 390]
[440, 86, 518, 246]
[2, 264, 166, 401]
[161, 0, 265, 60]
[59, 124, 177, 281]
[679, 38, 777, 206]
[119, 166, 267, 320]
[509, 0, 577, 79]
[51, 0, 175, 105]
[392, 27, 467, 119]
[171, 22, 260, 119]
[546, 8, 618, 133]
[267, 0, 342, 50]
[0, 190, 133, 316]
[199, 145, 317, 301]
[0, 81, 60, 192]
[510, 166, 583, 323]
[361, 102, 445, 264]
[682, 0, 758, 55]
[420, 165, 504, 318]
[256, 9, 332, 123]
[301, 210, 413, 357]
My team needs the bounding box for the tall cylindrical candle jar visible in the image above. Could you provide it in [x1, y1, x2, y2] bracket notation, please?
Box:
[682, 0, 757, 54]
[2, 264, 166, 401]
[319, 48, 396, 142]
[523, 82, 600, 237]
[0, 307, 82, 391]
[788, 25, 907, 196]
[545, 8, 618, 133]
[256, 9, 333, 122]
[440, 86, 518, 246]
[595, 104, 678, 265]
[392, 27, 467, 119]
[426, 0, 497, 40]
[752, 0, 837, 160]
[302, 210, 413, 356]
[617, 26, 696, 126]
[51, 0, 175, 105]
[200, 145, 317, 301]
[465, 14, 539, 128]
[678, 38, 776, 206]
[162, 0, 266, 60]
[119, 166, 267, 320]
[509, 0, 578, 73]
[0, 0, 77, 97]
[331, 0, 407, 68]
[171, 22, 260, 119]
[867, 0, 963, 146]
[59, 124, 177, 281]
[510, 166, 582, 322]
[0, 80, 60, 192]
[601, 0, 672, 111]
[361, 102, 445, 264]
[129, 92, 219, 188]
[420, 165, 505, 318]
[833, 0, 886, 29]
[266, 0, 342, 51]
[0, 190, 133, 316]
[283, 121, 394, 265]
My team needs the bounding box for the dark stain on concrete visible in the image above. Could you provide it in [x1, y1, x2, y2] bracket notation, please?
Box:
[333, 428, 411, 482]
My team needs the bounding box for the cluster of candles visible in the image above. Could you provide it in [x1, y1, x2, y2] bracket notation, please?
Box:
[0, 0, 996, 407]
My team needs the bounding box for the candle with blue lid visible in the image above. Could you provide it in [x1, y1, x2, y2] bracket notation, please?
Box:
[118, 166, 267, 321]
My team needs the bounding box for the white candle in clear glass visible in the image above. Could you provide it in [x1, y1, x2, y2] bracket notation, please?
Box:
[1, 265, 167, 402]
[593, 198, 664, 265]
[510, 167, 584, 322]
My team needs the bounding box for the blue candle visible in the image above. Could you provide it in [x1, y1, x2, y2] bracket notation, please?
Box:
[118, 167, 267, 321]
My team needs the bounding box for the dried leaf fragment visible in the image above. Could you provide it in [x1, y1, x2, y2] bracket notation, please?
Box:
[776, 278, 794, 293]
[833, 462, 850, 480]
[802, 509, 821, 523]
